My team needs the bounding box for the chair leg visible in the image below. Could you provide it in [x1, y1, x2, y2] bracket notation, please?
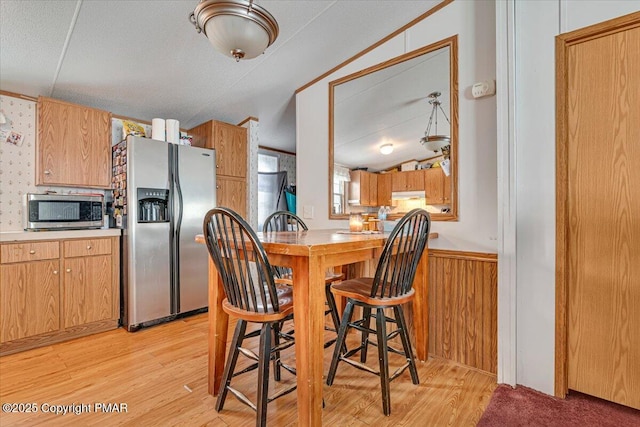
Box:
[360, 307, 372, 363]
[325, 284, 341, 332]
[376, 308, 391, 416]
[215, 319, 247, 412]
[326, 300, 355, 386]
[272, 321, 282, 382]
[394, 305, 419, 384]
[256, 323, 272, 427]
[325, 284, 347, 353]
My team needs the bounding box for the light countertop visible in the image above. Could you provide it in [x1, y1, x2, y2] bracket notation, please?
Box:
[0, 229, 121, 242]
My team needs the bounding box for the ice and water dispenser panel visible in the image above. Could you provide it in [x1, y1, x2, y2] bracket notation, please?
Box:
[137, 188, 169, 223]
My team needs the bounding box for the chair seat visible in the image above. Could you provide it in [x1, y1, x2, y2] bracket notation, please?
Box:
[331, 278, 415, 307]
[223, 284, 294, 323]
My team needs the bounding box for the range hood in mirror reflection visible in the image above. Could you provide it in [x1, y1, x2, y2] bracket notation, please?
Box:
[391, 191, 426, 200]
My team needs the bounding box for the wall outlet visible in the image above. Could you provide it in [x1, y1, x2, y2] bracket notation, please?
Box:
[472, 80, 496, 99]
[302, 205, 314, 219]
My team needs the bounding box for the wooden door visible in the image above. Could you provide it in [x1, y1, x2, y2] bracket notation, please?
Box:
[217, 176, 247, 217]
[63, 255, 112, 328]
[424, 168, 444, 204]
[213, 121, 247, 178]
[37, 97, 111, 188]
[0, 260, 60, 342]
[558, 15, 640, 410]
[377, 173, 392, 206]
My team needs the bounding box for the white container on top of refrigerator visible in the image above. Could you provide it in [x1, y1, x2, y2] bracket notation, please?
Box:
[115, 136, 216, 331]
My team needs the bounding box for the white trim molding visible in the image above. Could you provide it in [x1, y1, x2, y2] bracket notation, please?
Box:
[495, 0, 517, 387]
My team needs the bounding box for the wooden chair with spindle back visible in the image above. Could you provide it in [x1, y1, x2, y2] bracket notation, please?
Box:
[263, 210, 344, 348]
[203, 207, 296, 427]
[326, 208, 431, 416]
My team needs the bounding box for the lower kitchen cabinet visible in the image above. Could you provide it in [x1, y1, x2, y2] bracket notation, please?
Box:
[64, 255, 113, 328]
[0, 236, 120, 355]
[0, 259, 60, 343]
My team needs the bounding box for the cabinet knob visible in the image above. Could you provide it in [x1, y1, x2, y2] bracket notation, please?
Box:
[216, 185, 220, 189]
[53, 270, 58, 275]
[66, 268, 71, 273]
[29, 250, 36, 254]
[44, 170, 52, 175]
[216, 164, 219, 169]
[86, 245, 92, 250]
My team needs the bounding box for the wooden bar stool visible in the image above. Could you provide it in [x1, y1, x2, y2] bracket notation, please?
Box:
[326, 209, 431, 416]
[203, 207, 297, 427]
[263, 210, 344, 348]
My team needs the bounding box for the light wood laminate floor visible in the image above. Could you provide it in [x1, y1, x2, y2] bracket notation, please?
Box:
[0, 313, 496, 426]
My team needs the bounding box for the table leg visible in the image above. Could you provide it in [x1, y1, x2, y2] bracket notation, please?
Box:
[292, 254, 325, 426]
[412, 249, 429, 361]
[208, 257, 228, 396]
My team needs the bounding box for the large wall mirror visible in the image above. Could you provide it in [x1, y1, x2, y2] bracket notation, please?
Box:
[329, 35, 458, 221]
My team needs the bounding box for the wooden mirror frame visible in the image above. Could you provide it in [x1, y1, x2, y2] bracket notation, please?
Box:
[328, 35, 458, 221]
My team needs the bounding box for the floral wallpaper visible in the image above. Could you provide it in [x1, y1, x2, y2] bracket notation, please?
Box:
[0, 94, 84, 232]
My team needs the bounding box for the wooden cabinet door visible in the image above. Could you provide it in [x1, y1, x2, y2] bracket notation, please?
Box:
[443, 173, 451, 204]
[424, 168, 444, 204]
[37, 97, 111, 188]
[217, 176, 247, 217]
[365, 172, 378, 206]
[392, 170, 425, 191]
[377, 173, 392, 206]
[405, 170, 425, 191]
[213, 121, 247, 178]
[63, 255, 112, 328]
[0, 260, 60, 342]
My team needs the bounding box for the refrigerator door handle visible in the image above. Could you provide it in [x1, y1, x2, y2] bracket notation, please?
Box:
[174, 146, 184, 305]
[168, 145, 180, 314]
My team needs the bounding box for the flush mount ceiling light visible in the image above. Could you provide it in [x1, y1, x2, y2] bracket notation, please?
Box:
[190, 0, 279, 62]
[419, 91, 451, 154]
[379, 143, 394, 155]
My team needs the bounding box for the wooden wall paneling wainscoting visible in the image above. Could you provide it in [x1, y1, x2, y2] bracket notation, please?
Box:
[427, 249, 498, 374]
[341, 248, 498, 375]
[556, 11, 640, 409]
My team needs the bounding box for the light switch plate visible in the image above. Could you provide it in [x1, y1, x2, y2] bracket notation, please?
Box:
[302, 205, 314, 219]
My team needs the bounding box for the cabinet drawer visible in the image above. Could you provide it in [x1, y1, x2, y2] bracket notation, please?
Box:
[1, 242, 60, 264]
[64, 239, 112, 258]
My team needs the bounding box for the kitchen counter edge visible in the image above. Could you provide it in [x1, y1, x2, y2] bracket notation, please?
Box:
[0, 229, 122, 242]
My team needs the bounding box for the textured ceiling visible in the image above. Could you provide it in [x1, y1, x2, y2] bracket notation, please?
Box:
[0, 0, 441, 152]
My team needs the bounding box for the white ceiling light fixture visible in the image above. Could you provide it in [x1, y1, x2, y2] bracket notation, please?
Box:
[379, 143, 394, 155]
[419, 91, 451, 155]
[190, 0, 279, 62]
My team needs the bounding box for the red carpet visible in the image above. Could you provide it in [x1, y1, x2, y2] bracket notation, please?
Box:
[477, 384, 640, 427]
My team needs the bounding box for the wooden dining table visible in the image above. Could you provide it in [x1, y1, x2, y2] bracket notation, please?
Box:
[195, 229, 436, 426]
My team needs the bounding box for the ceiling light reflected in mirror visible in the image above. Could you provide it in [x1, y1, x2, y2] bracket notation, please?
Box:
[379, 144, 394, 155]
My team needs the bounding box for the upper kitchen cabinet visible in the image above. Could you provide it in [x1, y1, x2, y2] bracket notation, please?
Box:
[36, 97, 112, 189]
[189, 120, 247, 178]
[188, 119, 248, 216]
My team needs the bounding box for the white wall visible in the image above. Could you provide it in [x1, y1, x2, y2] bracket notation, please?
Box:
[507, 0, 639, 395]
[296, 0, 498, 253]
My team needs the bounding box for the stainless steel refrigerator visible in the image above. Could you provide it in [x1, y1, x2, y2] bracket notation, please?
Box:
[112, 135, 216, 331]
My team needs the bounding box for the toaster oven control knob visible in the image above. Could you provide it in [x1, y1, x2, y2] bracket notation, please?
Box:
[29, 250, 36, 254]
[66, 268, 71, 273]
